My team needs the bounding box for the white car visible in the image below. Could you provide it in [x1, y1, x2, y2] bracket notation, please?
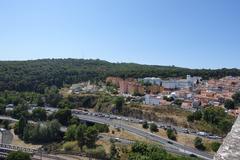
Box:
[116, 117, 122, 120]
[197, 132, 208, 137]
[0, 128, 6, 132]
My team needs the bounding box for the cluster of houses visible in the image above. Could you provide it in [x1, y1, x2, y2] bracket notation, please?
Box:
[106, 75, 240, 114]
[106, 75, 201, 107]
[140, 75, 201, 109]
[67, 75, 240, 116]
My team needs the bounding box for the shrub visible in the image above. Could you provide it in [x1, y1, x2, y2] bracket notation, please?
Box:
[232, 91, 240, 105]
[150, 123, 158, 132]
[63, 141, 79, 152]
[194, 137, 205, 150]
[211, 142, 221, 152]
[166, 129, 177, 141]
[54, 108, 72, 126]
[193, 110, 202, 121]
[64, 125, 77, 141]
[142, 121, 149, 129]
[187, 114, 194, 122]
[6, 151, 31, 160]
[94, 123, 109, 133]
[84, 146, 106, 159]
[174, 99, 183, 106]
[224, 99, 235, 110]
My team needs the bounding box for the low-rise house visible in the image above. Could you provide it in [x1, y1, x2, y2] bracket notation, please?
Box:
[209, 101, 220, 107]
[228, 108, 240, 117]
[144, 94, 161, 106]
[181, 101, 193, 110]
[192, 100, 201, 108]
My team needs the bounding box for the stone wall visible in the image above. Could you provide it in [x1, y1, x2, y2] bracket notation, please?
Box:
[214, 116, 240, 160]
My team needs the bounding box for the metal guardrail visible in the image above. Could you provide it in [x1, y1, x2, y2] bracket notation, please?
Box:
[0, 143, 38, 153]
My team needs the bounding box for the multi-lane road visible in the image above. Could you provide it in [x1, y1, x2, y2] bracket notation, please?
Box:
[44, 107, 214, 160]
[72, 113, 213, 160]
[69, 108, 222, 140]
[1, 107, 214, 160]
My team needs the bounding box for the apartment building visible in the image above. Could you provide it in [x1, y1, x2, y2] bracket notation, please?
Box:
[162, 75, 201, 89]
[143, 77, 162, 85]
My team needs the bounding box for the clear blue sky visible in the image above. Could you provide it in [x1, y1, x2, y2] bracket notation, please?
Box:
[0, 0, 240, 69]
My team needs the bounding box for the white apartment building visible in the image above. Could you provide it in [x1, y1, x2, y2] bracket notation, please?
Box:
[143, 77, 162, 86]
[142, 75, 201, 90]
[186, 75, 202, 83]
[162, 75, 201, 89]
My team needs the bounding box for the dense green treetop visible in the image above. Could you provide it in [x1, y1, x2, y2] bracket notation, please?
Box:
[129, 142, 197, 160]
[0, 59, 240, 92]
[6, 151, 31, 160]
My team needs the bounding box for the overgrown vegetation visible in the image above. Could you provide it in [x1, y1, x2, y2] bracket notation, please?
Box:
[224, 91, 240, 110]
[167, 128, 177, 141]
[0, 59, 238, 159]
[187, 107, 235, 135]
[211, 142, 221, 152]
[64, 123, 109, 150]
[6, 151, 31, 160]
[150, 123, 159, 132]
[14, 118, 62, 144]
[62, 123, 109, 159]
[1, 59, 240, 92]
[128, 142, 198, 160]
[142, 121, 149, 129]
[194, 137, 205, 151]
[95, 94, 125, 114]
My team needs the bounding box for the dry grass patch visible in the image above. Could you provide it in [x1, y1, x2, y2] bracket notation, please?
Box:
[129, 104, 191, 127]
[130, 124, 218, 152]
[103, 127, 150, 143]
[96, 140, 111, 154]
[59, 87, 72, 97]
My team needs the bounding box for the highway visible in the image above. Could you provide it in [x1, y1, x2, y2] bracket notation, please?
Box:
[43, 107, 215, 159]
[69, 108, 222, 140]
[73, 113, 214, 160]
[0, 110, 214, 160]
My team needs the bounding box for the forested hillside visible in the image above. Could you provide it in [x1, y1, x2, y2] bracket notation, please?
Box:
[0, 58, 239, 92]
